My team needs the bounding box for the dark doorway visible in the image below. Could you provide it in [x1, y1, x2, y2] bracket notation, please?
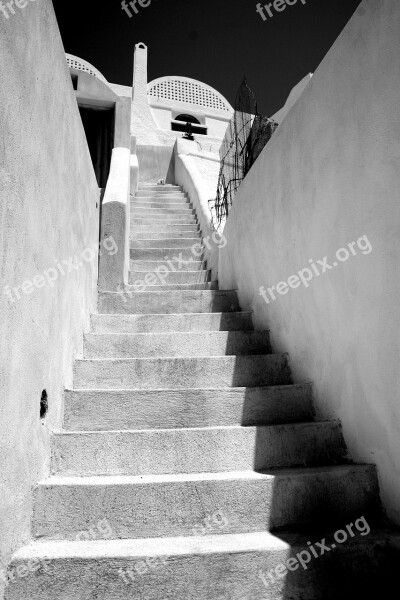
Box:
[79, 105, 114, 188]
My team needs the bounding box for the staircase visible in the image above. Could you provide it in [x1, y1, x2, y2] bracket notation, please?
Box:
[5, 184, 400, 599]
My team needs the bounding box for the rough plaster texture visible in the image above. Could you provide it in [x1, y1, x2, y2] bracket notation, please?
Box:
[136, 144, 175, 183]
[98, 148, 131, 291]
[82, 330, 271, 359]
[73, 354, 291, 390]
[271, 73, 313, 124]
[6, 530, 400, 600]
[98, 289, 240, 314]
[64, 383, 314, 431]
[129, 136, 139, 194]
[33, 464, 378, 540]
[51, 422, 345, 476]
[219, 0, 400, 524]
[0, 1, 99, 594]
[175, 140, 221, 279]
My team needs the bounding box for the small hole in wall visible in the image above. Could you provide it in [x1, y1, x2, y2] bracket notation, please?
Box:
[40, 390, 48, 420]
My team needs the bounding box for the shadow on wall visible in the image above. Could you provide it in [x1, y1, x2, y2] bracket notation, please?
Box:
[196, 300, 398, 599]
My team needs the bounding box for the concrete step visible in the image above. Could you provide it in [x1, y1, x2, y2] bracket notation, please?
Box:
[129, 269, 211, 286]
[90, 311, 254, 334]
[7, 529, 400, 600]
[136, 188, 184, 194]
[131, 207, 196, 218]
[131, 206, 195, 216]
[33, 465, 380, 541]
[135, 192, 187, 199]
[130, 259, 207, 271]
[138, 183, 182, 192]
[83, 331, 271, 359]
[138, 183, 181, 187]
[51, 421, 345, 476]
[130, 247, 202, 261]
[130, 237, 201, 248]
[124, 282, 217, 292]
[131, 223, 200, 234]
[132, 195, 190, 205]
[131, 201, 192, 210]
[98, 290, 241, 315]
[131, 215, 198, 225]
[63, 383, 314, 431]
[73, 354, 292, 390]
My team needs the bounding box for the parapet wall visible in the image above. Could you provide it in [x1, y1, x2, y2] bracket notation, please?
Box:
[0, 1, 99, 594]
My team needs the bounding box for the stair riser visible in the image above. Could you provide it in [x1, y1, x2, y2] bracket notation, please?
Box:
[132, 197, 190, 205]
[129, 271, 210, 285]
[131, 207, 195, 216]
[64, 384, 313, 431]
[130, 238, 201, 249]
[130, 248, 203, 261]
[33, 466, 379, 541]
[131, 260, 207, 272]
[131, 225, 200, 234]
[7, 538, 399, 600]
[83, 331, 271, 359]
[90, 312, 253, 334]
[138, 185, 182, 190]
[124, 282, 217, 292]
[136, 188, 185, 194]
[52, 422, 345, 476]
[131, 217, 198, 225]
[135, 192, 187, 199]
[98, 290, 241, 315]
[131, 202, 192, 210]
[73, 354, 292, 390]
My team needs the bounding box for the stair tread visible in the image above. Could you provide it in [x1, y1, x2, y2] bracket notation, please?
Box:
[12, 527, 400, 560]
[39, 464, 375, 487]
[74, 354, 285, 363]
[100, 286, 238, 292]
[66, 382, 305, 392]
[94, 311, 252, 317]
[54, 420, 339, 434]
[85, 330, 266, 337]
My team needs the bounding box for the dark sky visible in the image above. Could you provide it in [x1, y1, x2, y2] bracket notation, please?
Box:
[52, 0, 362, 116]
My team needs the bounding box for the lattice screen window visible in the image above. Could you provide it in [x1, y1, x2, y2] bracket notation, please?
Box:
[148, 79, 231, 111]
[66, 55, 107, 83]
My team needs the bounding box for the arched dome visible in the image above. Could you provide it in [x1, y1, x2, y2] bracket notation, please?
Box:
[66, 54, 108, 83]
[147, 76, 233, 113]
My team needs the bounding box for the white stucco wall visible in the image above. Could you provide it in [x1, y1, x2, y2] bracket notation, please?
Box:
[150, 106, 173, 131]
[205, 116, 230, 140]
[219, 0, 400, 524]
[175, 140, 221, 278]
[0, 0, 99, 593]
